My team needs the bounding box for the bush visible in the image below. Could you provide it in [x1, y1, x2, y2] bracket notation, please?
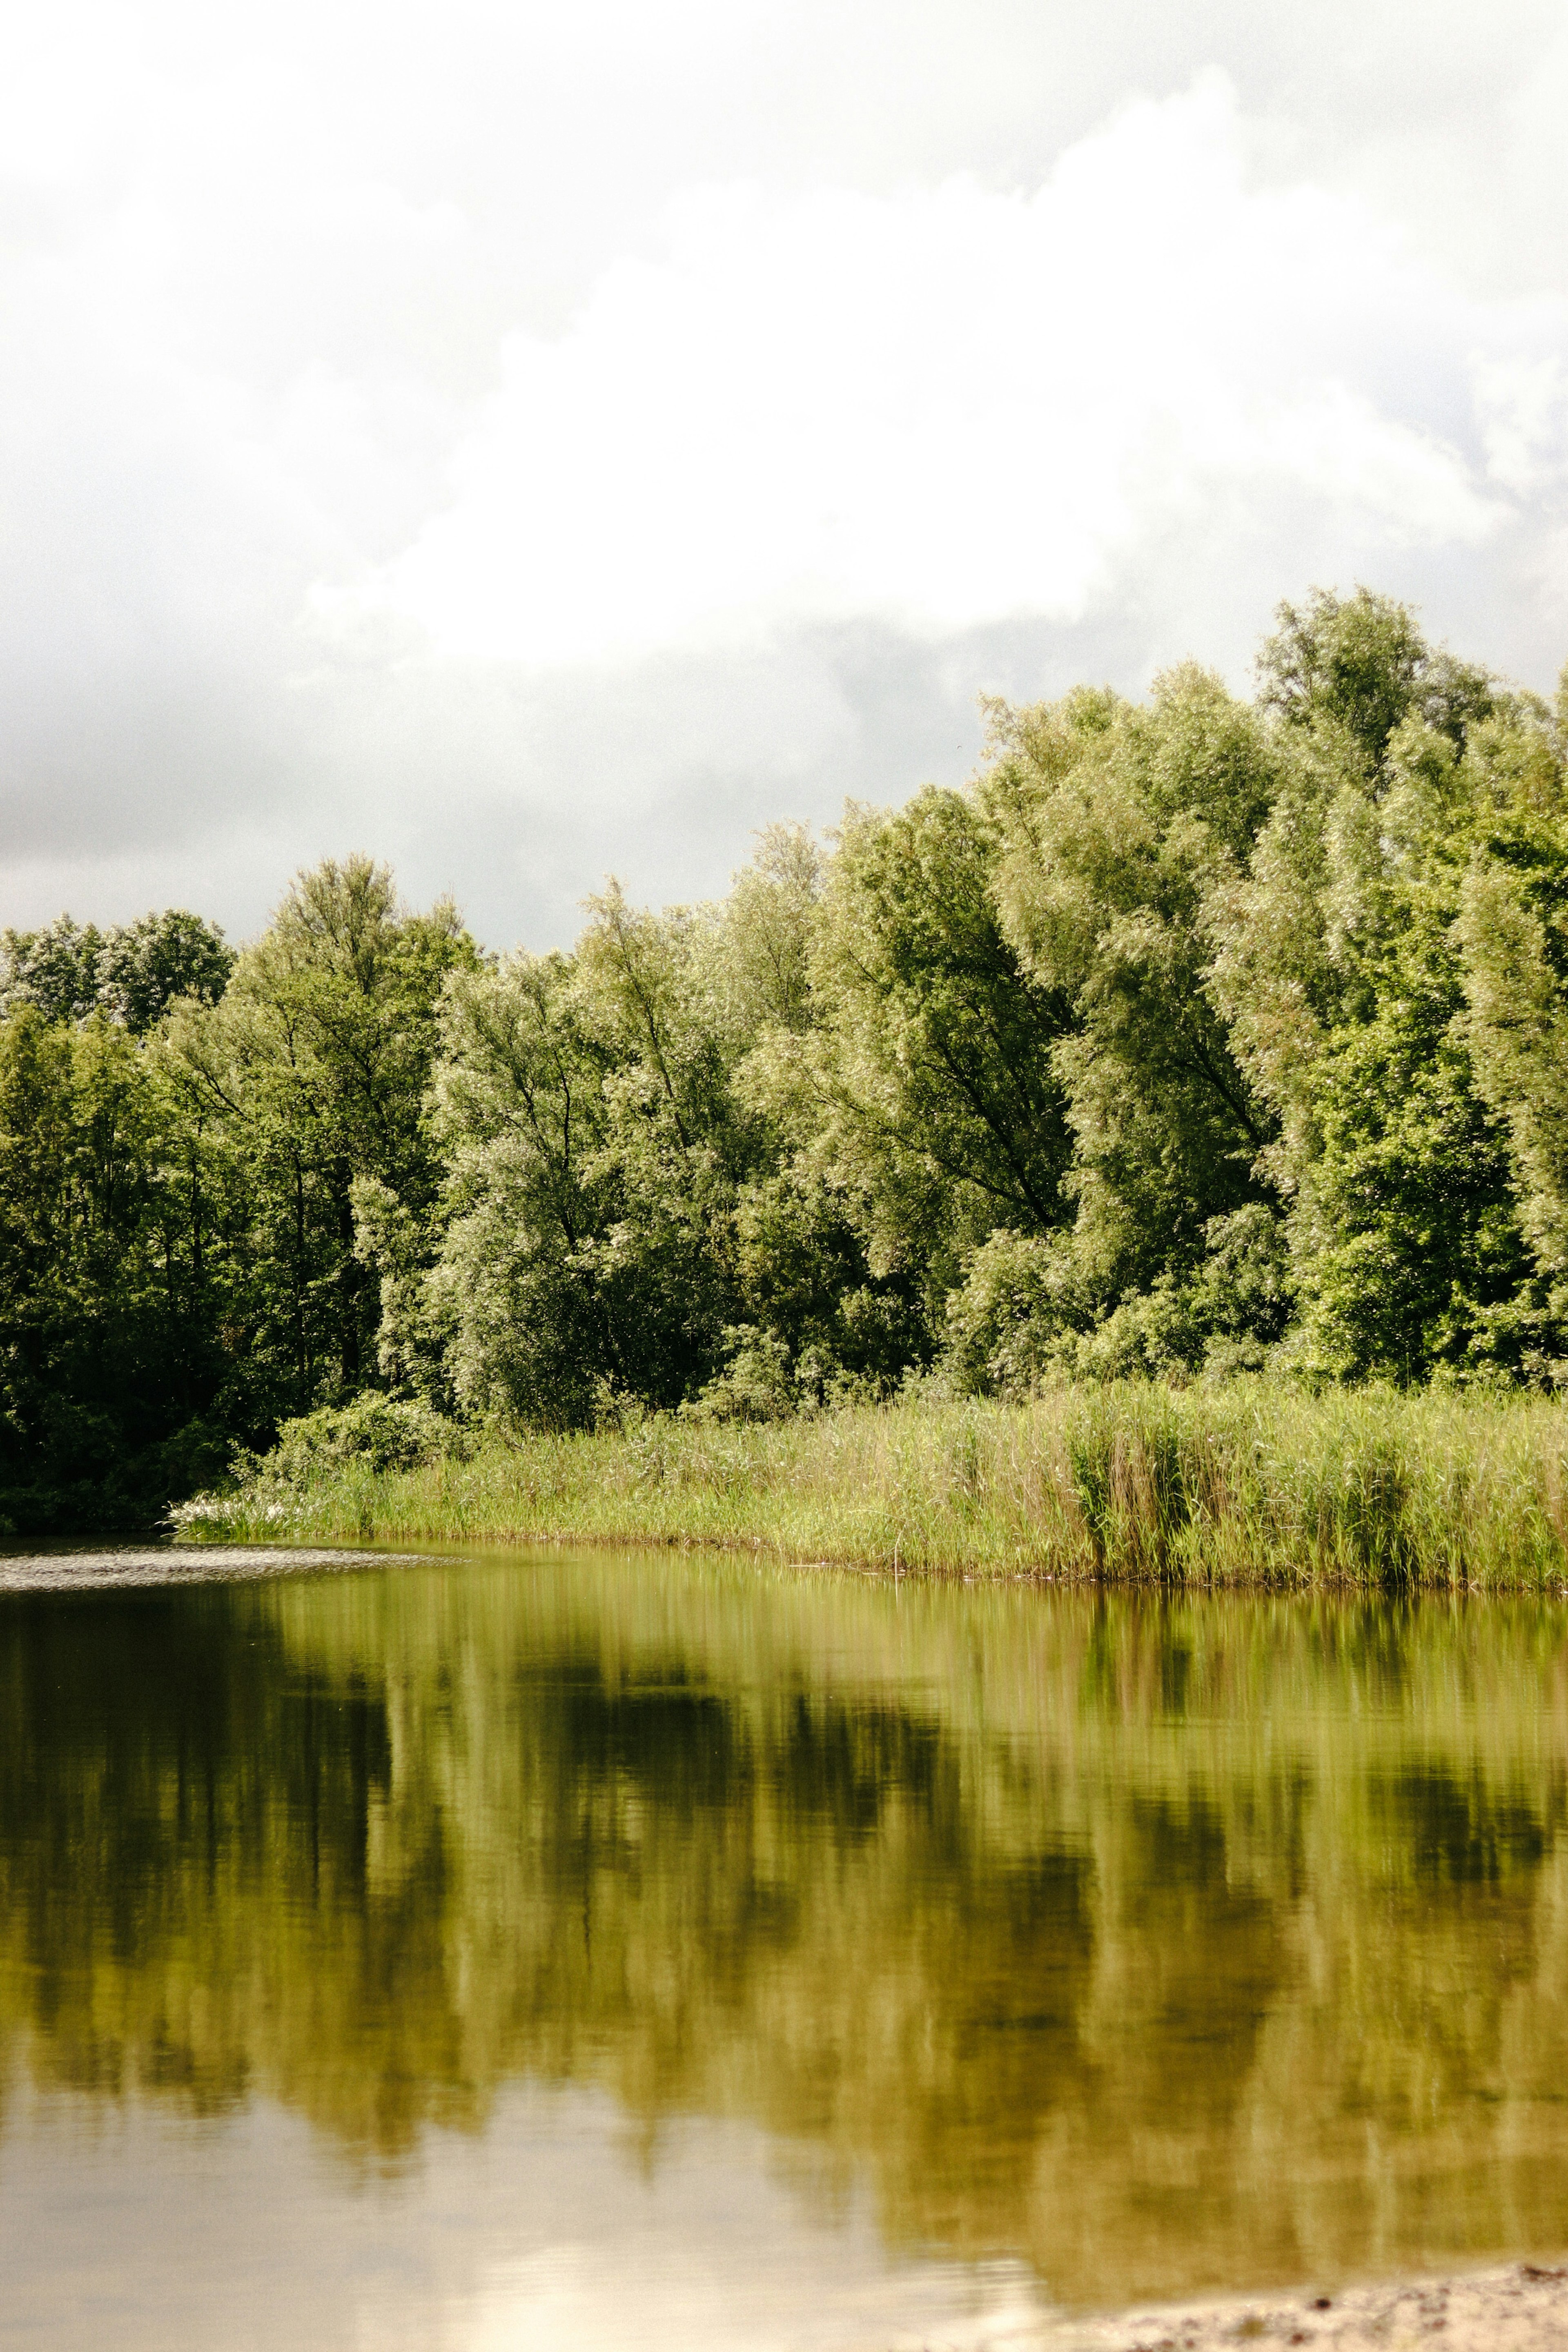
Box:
[945, 1208, 1294, 1393]
[263, 1396, 471, 1482]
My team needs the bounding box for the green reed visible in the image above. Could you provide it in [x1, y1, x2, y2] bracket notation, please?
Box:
[171, 1379, 1568, 1590]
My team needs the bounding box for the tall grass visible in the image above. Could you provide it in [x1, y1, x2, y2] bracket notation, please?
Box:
[172, 1379, 1568, 1590]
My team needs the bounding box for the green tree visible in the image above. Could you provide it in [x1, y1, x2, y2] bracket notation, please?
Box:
[1296, 924, 1534, 1381]
[100, 909, 235, 1032]
[0, 1010, 231, 1530]
[0, 917, 107, 1026]
[1, 909, 232, 1032]
[432, 882, 765, 1424]
[1451, 691, 1568, 1349]
[986, 668, 1281, 1309]
[166, 858, 475, 1419]
[1256, 585, 1494, 776]
[430, 945, 624, 1426]
[747, 788, 1075, 1352]
[1213, 604, 1550, 1381]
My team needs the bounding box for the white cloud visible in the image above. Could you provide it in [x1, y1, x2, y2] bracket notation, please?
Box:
[341, 81, 1499, 669]
[1473, 350, 1568, 496]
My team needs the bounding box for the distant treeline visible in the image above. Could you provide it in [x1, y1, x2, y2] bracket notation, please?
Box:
[5, 586, 1568, 1531]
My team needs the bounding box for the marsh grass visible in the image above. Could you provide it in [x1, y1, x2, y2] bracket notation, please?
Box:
[172, 1378, 1568, 1590]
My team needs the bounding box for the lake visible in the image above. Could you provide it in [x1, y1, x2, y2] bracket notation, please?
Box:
[1, 1544, 1566, 2349]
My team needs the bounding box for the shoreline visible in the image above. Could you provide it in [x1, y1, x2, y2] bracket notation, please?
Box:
[1047, 2261, 1568, 2351]
[170, 1384, 1568, 1592]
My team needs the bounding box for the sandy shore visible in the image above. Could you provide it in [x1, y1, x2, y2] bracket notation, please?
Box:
[1042, 2262, 1568, 2352]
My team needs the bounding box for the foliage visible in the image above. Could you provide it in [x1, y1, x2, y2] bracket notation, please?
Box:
[743, 786, 1074, 1354]
[0, 864, 472, 1528]
[983, 667, 1281, 1297]
[163, 857, 476, 1423]
[1, 907, 233, 1031]
[429, 890, 749, 1427]
[248, 1393, 472, 1483]
[0, 1007, 232, 1531]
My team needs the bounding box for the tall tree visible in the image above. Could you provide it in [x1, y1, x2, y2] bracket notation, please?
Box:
[985, 668, 1281, 1299]
[166, 858, 475, 1416]
[0, 1010, 231, 1530]
[1213, 604, 1550, 1381]
[746, 787, 1075, 1343]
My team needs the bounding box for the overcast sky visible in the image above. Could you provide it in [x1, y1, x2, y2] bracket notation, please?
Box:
[4, 0, 1568, 948]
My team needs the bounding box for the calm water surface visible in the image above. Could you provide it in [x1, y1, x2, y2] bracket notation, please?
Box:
[1, 1544, 1566, 2349]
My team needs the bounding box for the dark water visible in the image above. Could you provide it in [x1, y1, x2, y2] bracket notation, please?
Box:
[2, 1545, 1567, 2349]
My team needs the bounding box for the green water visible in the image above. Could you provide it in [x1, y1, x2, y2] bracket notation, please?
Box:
[2, 1545, 1567, 2349]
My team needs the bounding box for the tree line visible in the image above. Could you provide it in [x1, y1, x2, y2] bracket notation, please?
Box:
[4, 587, 1568, 1530]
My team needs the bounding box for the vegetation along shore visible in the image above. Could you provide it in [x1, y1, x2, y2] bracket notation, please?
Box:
[9, 585, 1568, 1573]
[175, 1383, 1568, 1590]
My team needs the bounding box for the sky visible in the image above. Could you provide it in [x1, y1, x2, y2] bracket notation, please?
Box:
[3, 0, 1568, 949]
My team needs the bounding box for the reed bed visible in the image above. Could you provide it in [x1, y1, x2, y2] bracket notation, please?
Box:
[171, 1379, 1568, 1590]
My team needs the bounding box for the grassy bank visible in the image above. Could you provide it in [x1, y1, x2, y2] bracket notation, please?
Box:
[172, 1380, 1568, 1590]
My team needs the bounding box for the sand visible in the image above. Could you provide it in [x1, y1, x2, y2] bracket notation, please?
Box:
[1038, 2264, 1568, 2352]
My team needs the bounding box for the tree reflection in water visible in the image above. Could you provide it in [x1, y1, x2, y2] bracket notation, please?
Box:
[0, 1554, 1566, 2307]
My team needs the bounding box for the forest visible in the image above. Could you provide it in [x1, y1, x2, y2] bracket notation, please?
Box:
[5, 586, 1568, 1536]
